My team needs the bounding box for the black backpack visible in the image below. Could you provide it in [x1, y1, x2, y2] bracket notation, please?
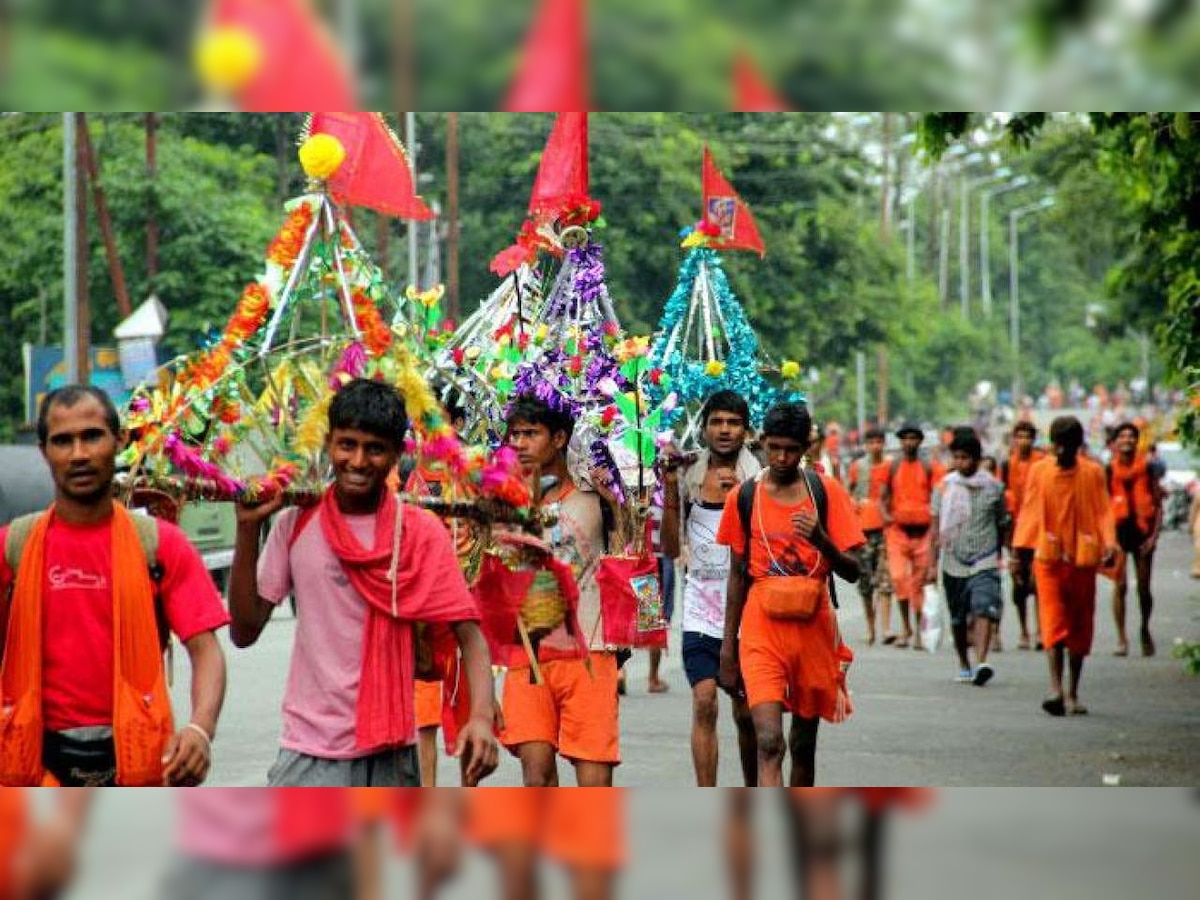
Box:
[736, 469, 839, 609]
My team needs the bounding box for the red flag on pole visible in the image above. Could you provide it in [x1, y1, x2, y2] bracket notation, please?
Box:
[731, 51, 792, 113]
[308, 113, 434, 220]
[702, 146, 765, 257]
[504, 0, 590, 112]
[528, 112, 590, 220]
[207, 0, 357, 112]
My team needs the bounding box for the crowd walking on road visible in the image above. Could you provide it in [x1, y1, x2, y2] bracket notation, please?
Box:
[0, 383, 1178, 790]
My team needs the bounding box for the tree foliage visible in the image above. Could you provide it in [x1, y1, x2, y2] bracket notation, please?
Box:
[920, 112, 1198, 441]
[0, 112, 1163, 442]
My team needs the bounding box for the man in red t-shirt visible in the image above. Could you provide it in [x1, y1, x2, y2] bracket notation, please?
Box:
[0, 386, 229, 787]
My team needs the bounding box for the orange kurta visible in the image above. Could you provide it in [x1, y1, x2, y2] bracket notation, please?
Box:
[1108, 453, 1159, 536]
[1014, 457, 1115, 655]
[1003, 448, 1047, 520]
[849, 458, 889, 532]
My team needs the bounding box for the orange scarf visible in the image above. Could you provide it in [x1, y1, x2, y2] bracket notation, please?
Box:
[0, 505, 173, 786]
[1109, 453, 1157, 533]
[1013, 458, 1116, 567]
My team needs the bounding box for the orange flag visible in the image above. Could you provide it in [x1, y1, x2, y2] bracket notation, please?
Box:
[208, 0, 357, 112]
[308, 113, 434, 220]
[504, 0, 590, 112]
[702, 146, 765, 257]
[731, 51, 792, 113]
[528, 113, 590, 220]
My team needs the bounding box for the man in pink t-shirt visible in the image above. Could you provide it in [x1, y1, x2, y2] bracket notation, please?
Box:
[168, 790, 357, 899]
[229, 379, 499, 787]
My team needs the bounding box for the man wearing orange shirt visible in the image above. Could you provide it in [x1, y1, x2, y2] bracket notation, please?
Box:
[881, 424, 944, 650]
[1106, 422, 1162, 657]
[847, 428, 893, 645]
[1014, 417, 1117, 716]
[717, 403, 863, 787]
[1002, 422, 1046, 650]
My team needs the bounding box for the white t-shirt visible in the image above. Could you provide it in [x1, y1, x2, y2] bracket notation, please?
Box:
[682, 500, 732, 639]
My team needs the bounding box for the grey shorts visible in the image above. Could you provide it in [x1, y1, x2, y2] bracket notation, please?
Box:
[163, 850, 354, 900]
[943, 570, 1003, 627]
[267, 744, 420, 787]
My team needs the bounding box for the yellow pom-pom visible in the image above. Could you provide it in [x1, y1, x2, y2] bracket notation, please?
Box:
[705, 360, 726, 377]
[195, 27, 262, 94]
[299, 134, 346, 181]
[781, 360, 801, 379]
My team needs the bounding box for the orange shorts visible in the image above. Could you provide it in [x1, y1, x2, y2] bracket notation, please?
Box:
[500, 652, 621, 765]
[740, 594, 850, 723]
[415, 679, 443, 731]
[468, 788, 625, 870]
[886, 526, 932, 606]
[1034, 561, 1097, 656]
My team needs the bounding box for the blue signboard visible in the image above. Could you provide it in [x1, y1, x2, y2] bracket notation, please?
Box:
[23, 344, 130, 424]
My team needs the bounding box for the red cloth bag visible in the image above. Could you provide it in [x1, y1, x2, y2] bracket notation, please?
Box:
[596, 555, 668, 649]
[473, 551, 586, 664]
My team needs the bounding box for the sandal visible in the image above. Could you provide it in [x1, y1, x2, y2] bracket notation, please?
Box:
[1041, 696, 1066, 717]
[1066, 701, 1089, 716]
[881, 634, 898, 646]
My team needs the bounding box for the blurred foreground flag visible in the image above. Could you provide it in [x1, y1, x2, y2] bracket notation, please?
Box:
[732, 51, 792, 112]
[196, 0, 357, 111]
[306, 113, 434, 219]
[505, 0, 590, 112]
[702, 146, 765, 256]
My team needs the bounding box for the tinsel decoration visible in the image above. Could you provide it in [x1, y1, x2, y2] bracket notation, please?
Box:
[648, 247, 805, 439]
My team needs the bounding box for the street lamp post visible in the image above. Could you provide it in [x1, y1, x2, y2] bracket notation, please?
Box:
[980, 174, 1031, 318]
[1008, 196, 1055, 405]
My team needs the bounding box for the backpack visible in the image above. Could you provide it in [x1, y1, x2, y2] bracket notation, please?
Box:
[4, 512, 170, 654]
[736, 469, 839, 609]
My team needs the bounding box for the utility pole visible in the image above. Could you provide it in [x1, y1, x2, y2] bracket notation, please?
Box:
[145, 113, 159, 281]
[877, 347, 889, 428]
[446, 112, 461, 320]
[856, 351, 866, 439]
[880, 113, 892, 239]
[80, 115, 132, 319]
[405, 111, 419, 288]
[63, 114, 78, 383]
[64, 113, 90, 384]
[905, 196, 915, 281]
[1009, 196, 1055, 406]
[938, 207, 950, 307]
[959, 175, 969, 318]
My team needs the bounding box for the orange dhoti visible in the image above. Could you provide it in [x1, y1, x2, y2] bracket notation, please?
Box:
[886, 526, 932, 609]
[1033, 561, 1097, 656]
[468, 789, 625, 871]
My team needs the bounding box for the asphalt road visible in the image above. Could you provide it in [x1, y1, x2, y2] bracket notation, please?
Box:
[182, 531, 1200, 788]
[58, 789, 1200, 900]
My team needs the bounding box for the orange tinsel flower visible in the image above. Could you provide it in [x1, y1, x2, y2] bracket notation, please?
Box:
[225, 283, 271, 345]
[267, 203, 315, 269]
[351, 289, 393, 356]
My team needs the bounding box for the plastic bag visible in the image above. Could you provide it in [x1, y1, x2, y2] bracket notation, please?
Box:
[920, 583, 944, 653]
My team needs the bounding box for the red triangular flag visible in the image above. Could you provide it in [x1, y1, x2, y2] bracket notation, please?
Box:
[210, 0, 357, 112]
[702, 146, 765, 257]
[732, 51, 791, 113]
[528, 113, 589, 219]
[504, 0, 590, 112]
[309, 113, 434, 220]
